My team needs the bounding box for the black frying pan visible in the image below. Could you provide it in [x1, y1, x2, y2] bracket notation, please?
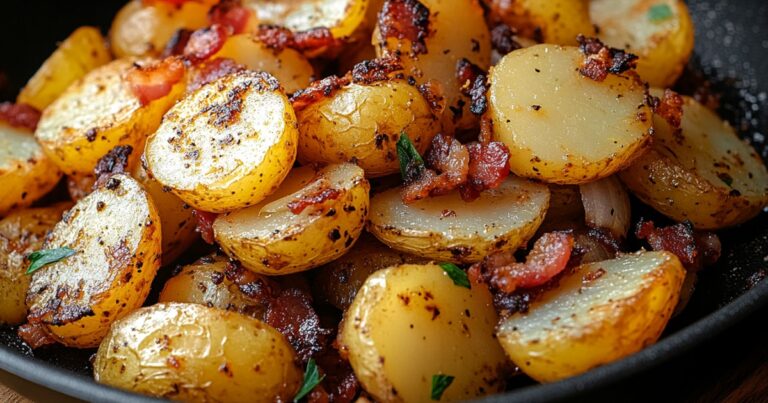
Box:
[1, 0, 767, 401]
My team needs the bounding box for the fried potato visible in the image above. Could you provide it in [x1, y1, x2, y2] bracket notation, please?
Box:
[590, 0, 694, 88]
[485, 0, 596, 45]
[620, 92, 768, 229]
[35, 58, 186, 175]
[489, 45, 652, 184]
[212, 34, 314, 94]
[144, 70, 298, 213]
[296, 79, 441, 177]
[245, 0, 368, 39]
[17, 27, 111, 111]
[0, 203, 71, 325]
[497, 251, 685, 382]
[214, 163, 370, 275]
[158, 254, 270, 319]
[374, 0, 491, 131]
[26, 174, 161, 348]
[0, 123, 62, 216]
[94, 302, 302, 402]
[368, 175, 550, 263]
[339, 263, 508, 402]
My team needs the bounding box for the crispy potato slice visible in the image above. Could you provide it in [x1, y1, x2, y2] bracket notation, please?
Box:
[35, 58, 186, 175]
[296, 79, 440, 177]
[94, 302, 302, 402]
[144, 70, 298, 213]
[590, 0, 694, 88]
[368, 175, 550, 263]
[26, 174, 161, 348]
[0, 203, 71, 325]
[489, 45, 652, 184]
[17, 27, 112, 111]
[485, 0, 596, 45]
[245, 0, 368, 39]
[497, 251, 685, 382]
[214, 163, 370, 275]
[620, 92, 768, 229]
[0, 123, 62, 216]
[339, 263, 508, 402]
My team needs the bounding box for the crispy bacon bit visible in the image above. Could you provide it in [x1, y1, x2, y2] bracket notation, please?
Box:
[351, 57, 403, 85]
[188, 57, 245, 92]
[93, 145, 133, 187]
[490, 24, 521, 55]
[18, 322, 57, 349]
[655, 88, 684, 130]
[0, 102, 41, 131]
[456, 58, 484, 96]
[576, 35, 638, 82]
[192, 209, 218, 244]
[461, 141, 510, 200]
[402, 133, 469, 203]
[208, 0, 254, 34]
[290, 75, 350, 111]
[256, 25, 342, 55]
[225, 261, 276, 303]
[265, 286, 331, 363]
[635, 219, 721, 271]
[287, 187, 342, 215]
[417, 80, 446, 114]
[183, 24, 230, 63]
[378, 0, 431, 56]
[469, 75, 489, 116]
[127, 57, 185, 106]
[162, 29, 193, 57]
[314, 350, 359, 403]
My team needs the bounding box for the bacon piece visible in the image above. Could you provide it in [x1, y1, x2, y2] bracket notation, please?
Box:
[635, 219, 721, 272]
[456, 58, 484, 96]
[188, 57, 245, 92]
[460, 141, 510, 200]
[490, 24, 521, 55]
[290, 75, 351, 111]
[256, 25, 342, 55]
[208, 0, 254, 34]
[418, 80, 446, 114]
[162, 29, 193, 57]
[378, 0, 431, 55]
[127, 57, 185, 106]
[0, 102, 41, 131]
[655, 88, 684, 131]
[93, 145, 133, 187]
[488, 231, 574, 293]
[265, 286, 331, 363]
[350, 57, 403, 85]
[288, 188, 341, 215]
[183, 24, 230, 63]
[576, 35, 638, 82]
[192, 209, 218, 244]
[314, 350, 359, 403]
[18, 322, 57, 349]
[224, 261, 276, 304]
[402, 133, 469, 203]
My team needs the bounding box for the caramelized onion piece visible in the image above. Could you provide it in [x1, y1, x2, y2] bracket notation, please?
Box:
[579, 176, 631, 239]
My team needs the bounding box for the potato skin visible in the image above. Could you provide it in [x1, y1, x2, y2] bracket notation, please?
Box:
[485, 0, 596, 45]
[0, 203, 71, 325]
[339, 263, 508, 402]
[246, 0, 368, 40]
[297, 80, 440, 177]
[26, 174, 162, 348]
[94, 302, 302, 403]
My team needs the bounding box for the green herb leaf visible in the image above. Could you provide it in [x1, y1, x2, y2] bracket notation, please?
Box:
[26, 247, 76, 275]
[431, 374, 455, 401]
[293, 358, 325, 402]
[397, 132, 425, 183]
[648, 4, 673, 22]
[438, 263, 471, 289]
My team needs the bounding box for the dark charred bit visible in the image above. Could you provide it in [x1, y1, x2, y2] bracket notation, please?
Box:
[378, 0, 431, 56]
[576, 35, 638, 82]
[94, 145, 133, 187]
[287, 186, 342, 214]
[655, 88, 684, 133]
[85, 128, 98, 142]
[183, 24, 231, 64]
[162, 29, 193, 58]
[224, 260, 275, 303]
[469, 75, 489, 116]
[203, 80, 249, 127]
[417, 80, 446, 113]
[256, 25, 342, 54]
[351, 57, 403, 85]
[188, 57, 246, 93]
[290, 75, 350, 111]
[490, 24, 522, 55]
[456, 58, 485, 97]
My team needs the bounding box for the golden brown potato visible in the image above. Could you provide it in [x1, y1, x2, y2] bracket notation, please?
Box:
[485, 0, 596, 45]
[0, 203, 71, 325]
[339, 263, 508, 401]
[497, 251, 685, 382]
[144, 70, 298, 213]
[214, 163, 370, 275]
[368, 175, 550, 263]
[245, 0, 368, 39]
[590, 0, 694, 88]
[17, 27, 112, 111]
[620, 92, 768, 229]
[35, 58, 187, 175]
[296, 79, 441, 177]
[26, 174, 162, 348]
[489, 44, 652, 184]
[94, 302, 302, 402]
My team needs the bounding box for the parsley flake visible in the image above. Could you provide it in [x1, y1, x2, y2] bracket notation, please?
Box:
[293, 358, 325, 402]
[648, 4, 673, 23]
[26, 247, 76, 275]
[431, 374, 455, 400]
[397, 132, 425, 184]
[438, 263, 471, 289]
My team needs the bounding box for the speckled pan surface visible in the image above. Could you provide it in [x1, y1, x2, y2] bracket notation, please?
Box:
[1, 0, 767, 402]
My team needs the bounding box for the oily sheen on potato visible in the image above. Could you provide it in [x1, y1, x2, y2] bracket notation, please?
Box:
[144, 70, 298, 213]
[497, 251, 685, 382]
[486, 0, 596, 45]
[489, 44, 652, 184]
[245, 0, 367, 40]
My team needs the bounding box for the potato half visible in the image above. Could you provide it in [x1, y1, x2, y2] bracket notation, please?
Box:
[489, 44, 652, 184]
[497, 251, 685, 382]
[94, 302, 302, 403]
[368, 175, 550, 263]
[17, 26, 111, 111]
[339, 263, 508, 402]
[26, 174, 162, 348]
[214, 163, 370, 275]
[35, 58, 186, 175]
[620, 93, 768, 229]
[144, 70, 298, 213]
[296, 79, 441, 177]
[245, 0, 368, 40]
[485, 0, 596, 45]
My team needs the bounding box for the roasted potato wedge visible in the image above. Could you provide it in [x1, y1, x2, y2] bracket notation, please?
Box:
[296, 79, 441, 177]
[245, 0, 368, 40]
[620, 92, 768, 229]
[145, 70, 297, 213]
[485, 0, 596, 45]
[497, 251, 685, 382]
[339, 263, 508, 402]
[17, 27, 111, 111]
[368, 175, 550, 263]
[0, 122, 62, 216]
[590, 0, 694, 88]
[35, 58, 186, 175]
[94, 302, 302, 402]
[0, 203, 71, 325]
[214, 163, 370, 275]
[26, 174, 161, 348]
[489, 45, 652, 184]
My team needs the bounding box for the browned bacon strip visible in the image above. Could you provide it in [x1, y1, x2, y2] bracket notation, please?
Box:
[126, 57, 185, 105]
[378, 0, 431, 55]
[576, 35, 638, 82]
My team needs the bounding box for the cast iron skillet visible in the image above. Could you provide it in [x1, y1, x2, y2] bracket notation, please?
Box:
[1, 0, 767, 401]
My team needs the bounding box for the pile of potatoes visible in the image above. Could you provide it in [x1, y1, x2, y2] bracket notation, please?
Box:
[1, 0, 767, 402]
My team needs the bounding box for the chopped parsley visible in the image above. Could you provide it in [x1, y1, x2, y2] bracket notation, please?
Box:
[26, 247, 76, 275]
[438, 263, 471, 289]
[293, 358, 325, 402]
[648, 4, 673, 23]
[397, 132, 425, 184]
[431, 374, 455, 401]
